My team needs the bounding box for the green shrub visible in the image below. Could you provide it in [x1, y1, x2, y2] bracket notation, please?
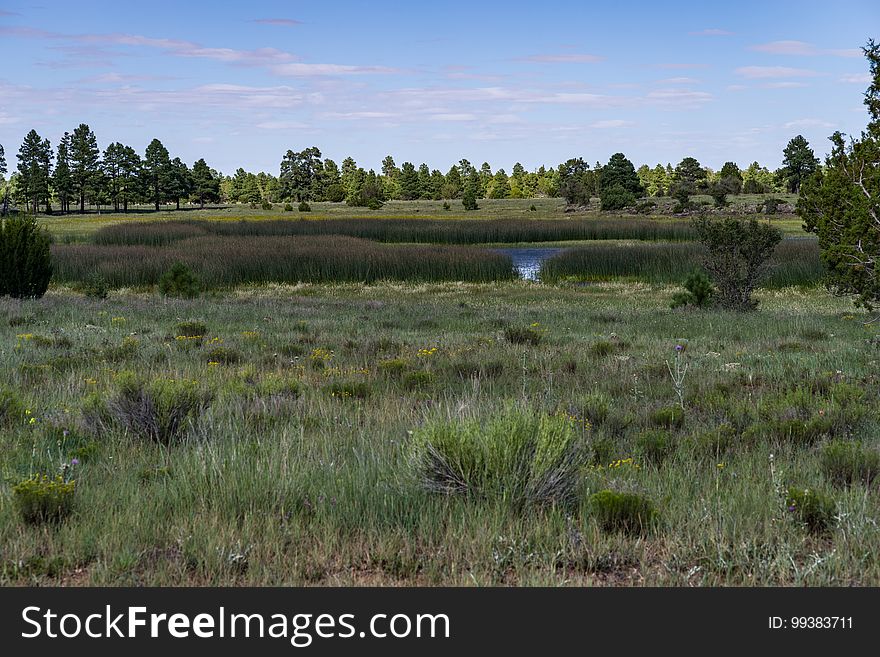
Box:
[0, 214, 53, 299]
[378, 358, 409, 375]
[529, 204, 537, 212]
[103, 336, 140, 362]
[158, 262, 200, 298]
[462, 190, 478, 211]
[635, 430, 674, 466]
[442, 201, 451, 211]
[261, 202, 273, 211]
[670, 271, 715, 309]
[174, 320, 207, 337]
[503, 326, 542, 346]
[579, 391, 610, 426]
[590, 340, 615, 357]
[785, 487, 836, 534]
[12, 474, 75, 524]
[412, 405, 588, 507]
[687, 424, 735, 457]
[283, 203, 294, 212]
[366, 198, 383, 210]
[205, 346, 240, 365]
[744, 416, 833, 446]
[107, 372, 212, 444]
[0, 386, 25, 425]
[599, 184, 637, 212]
[589, 490, 658, 535]
[254, 373, 301, 398]
[692, 216, 782, 311]
[403, 371, 434, 390]
[820, 440, 880, 487]
[82, 272, 109, 299]
[298, 201, 311, 212]
[650, 406, 684, 429]
[634, 200, 656, 215]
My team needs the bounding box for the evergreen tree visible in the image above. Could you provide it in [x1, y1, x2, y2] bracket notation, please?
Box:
[168, 157, 192, 210]
[489, 169, 510, 199]
[399, 162, 420, 200]
[69, 123, 101, 213]
[16, 130, 52, 214]
[443, 165, 462, 199]
[191, 158, 220, 208]
[143, 138, 172, 210]
[599, 152, 643, 210]
[53, 133, 74, 213]
[781, 135, 819, 193]
[0, 142, 6, 216]
[417, 163, 432, 199]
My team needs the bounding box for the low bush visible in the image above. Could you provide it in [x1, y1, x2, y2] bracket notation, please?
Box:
[158, 262, 200, 298]
[298, 201, 311, 212]
[650, 406, 684, 429]
[106, 372, 212, 444]
[283, 203, 294, 212]
[12, 474, 75, 524]
[503, 326, 542, 346]
[670, 271, 714, 309]
[82, 272, 109, 299]
[175, 320, 207, 337]
[820, 440, 880, 487]
[411, 405, 588, 508]
[635, 430, 675, 466]
[588, 489, 658, 535]
[785, 487, 836, 535]
[0, 386, 25, 425]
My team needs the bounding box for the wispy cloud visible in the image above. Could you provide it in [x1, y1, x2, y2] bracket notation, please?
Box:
[255, 120, 310, 130]
[589, 119, 633, 128]
[840, 73, 871, 83]
[689, 28, 733, 36]
[783, 118, 834, 129]
[735, 66, 820, 79]
[252, 18, 302, 26]
[762, 81, 810, 89]
[272, 62, 400, 76]
[750, 40, 861, 57]
[519, 53, 604, 63]
[646, 88, 713, 107]
[652, 63, 709, 70]
[0, 9, 21, 16]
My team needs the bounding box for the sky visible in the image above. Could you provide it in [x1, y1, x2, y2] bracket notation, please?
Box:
[0, 0, 878, 175]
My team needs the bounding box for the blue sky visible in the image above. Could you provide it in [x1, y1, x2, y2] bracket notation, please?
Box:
[0, 0, 877, 175]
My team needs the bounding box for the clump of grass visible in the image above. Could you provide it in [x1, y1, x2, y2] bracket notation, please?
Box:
[635, 430, 675, 466]
[744, 416, 833, 446]
[578, 391, 610, 426]
[590, 340, 615, 357]
[81, 272, 109, 299]
[324, 381, 370, 399]
[785, 487, 836, 535]
[175, 320, 207, 337]
[105, 371, 212, 444]
[403, 371, 434, 390]
[378, 358, 409, 375]
[503, 326, 543, 346]
[12, 474, 76, 525]
[650, 406, 684, 429]
[411, 404, 588, 508]
[205, 346, 240, 365]
[0, 386, 25, 425]
[103, 336, 140, 362]
[820, 440, 880, 487]
[588, 490, 658, 535]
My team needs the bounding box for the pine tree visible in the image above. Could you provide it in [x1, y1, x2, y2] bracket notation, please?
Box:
[16, 130, 52, 214]
[70, 123, 101, 213]
[191, 158, 220, 209]
[143, 139, 171, 210]
[54, 133, 74, 213]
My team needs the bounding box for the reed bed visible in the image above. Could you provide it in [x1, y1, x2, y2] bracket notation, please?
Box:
[92, 217, 698, 246]
[539, 239, 824, 288]
[53, 235, 517, 287]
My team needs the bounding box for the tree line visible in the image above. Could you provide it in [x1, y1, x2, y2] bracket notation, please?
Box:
[0, 124, 817, 215]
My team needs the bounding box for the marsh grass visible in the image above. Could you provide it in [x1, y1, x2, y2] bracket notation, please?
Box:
[540, 239, 823, 288]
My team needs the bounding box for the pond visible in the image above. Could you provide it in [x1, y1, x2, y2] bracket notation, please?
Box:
[491, 247, 566, 281]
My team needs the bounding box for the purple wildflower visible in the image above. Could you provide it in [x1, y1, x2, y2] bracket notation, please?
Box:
[675, 344, 684, 352]
[788, 505, 796, 512]
[70, 458, 80, 466]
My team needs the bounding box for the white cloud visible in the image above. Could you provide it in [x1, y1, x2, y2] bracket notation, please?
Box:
[735, 66, 820, 79]
[782, 118, 834, 129]
[750, 40, 861, 58]
[429, 113, 477, 122]
[589, 119, 632, 128]
[520, 53, 604, 63]
[840, 73, 871, 83]
[689, 28, 733, 36]
[255, 120, 309, 130]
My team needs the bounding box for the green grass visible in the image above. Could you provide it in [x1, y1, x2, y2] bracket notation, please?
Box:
[52, 235, 517, 287]
[0, 280, 877, 586]
[540, 238, 824, 287]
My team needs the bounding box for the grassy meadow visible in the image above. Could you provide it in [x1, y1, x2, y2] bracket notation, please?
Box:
[3, 199, 878, 587]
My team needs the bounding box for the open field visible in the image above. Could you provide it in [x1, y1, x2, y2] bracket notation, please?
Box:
[1, 280, 878, 586]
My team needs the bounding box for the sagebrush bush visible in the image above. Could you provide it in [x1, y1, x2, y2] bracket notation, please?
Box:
[174, 320, 207, 337]
[589, 489, 658, 535]
[12, 474, 75, 524]
[324, 381, 370, 399]
[411, 405, 588, 507]
[261, 202, 273, 211]
[106, 371, 212, 444]
[650, 406, 684, 429]
[503, 326, 542, 346]
[0, 386, 25, 425]
[283, 203, 294, 212]
[0, 214, 52, 299]
[820, 440, 880, 487]
[635, 430, 674, 466]
[785, 487, 836, 534]
[158, 262, 200, 298]
[298, 201, 311, 212]
[579, 391, 611, 426]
